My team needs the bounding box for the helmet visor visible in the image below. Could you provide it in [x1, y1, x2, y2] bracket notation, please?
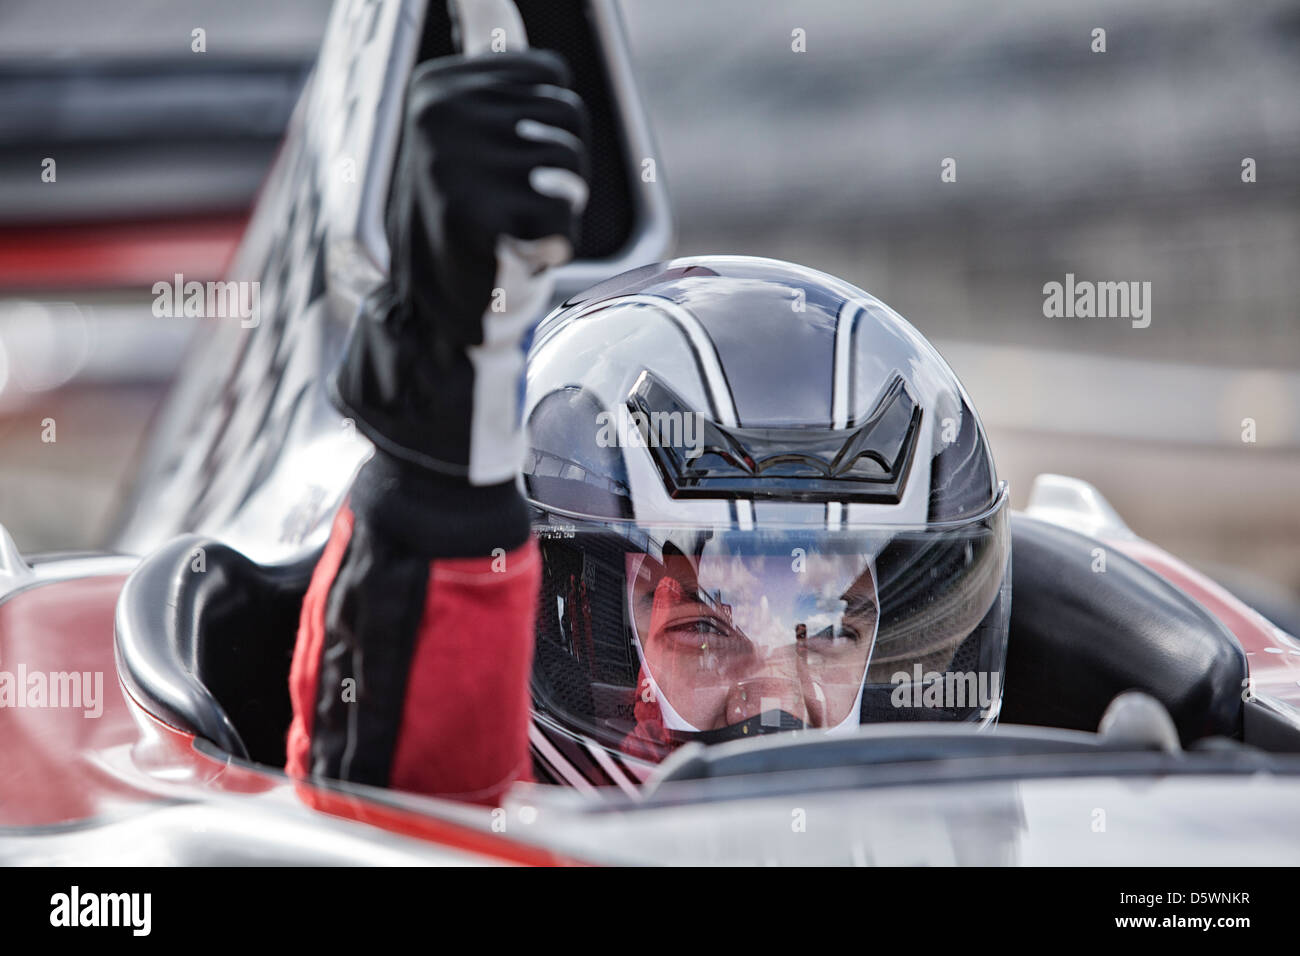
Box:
[531, 486, 1010, 764]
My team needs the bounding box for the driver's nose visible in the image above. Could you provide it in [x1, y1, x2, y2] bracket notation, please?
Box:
[723, 675, 808, 728]
[720, 626, 839, 728]
[722, 634, 830, 727]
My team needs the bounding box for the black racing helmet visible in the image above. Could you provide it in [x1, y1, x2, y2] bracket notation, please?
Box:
[522, 256, 1010, 786]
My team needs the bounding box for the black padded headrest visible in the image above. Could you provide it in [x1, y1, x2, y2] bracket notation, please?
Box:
[114, 534, 318, 764]
[1002, 515, 1247, 743]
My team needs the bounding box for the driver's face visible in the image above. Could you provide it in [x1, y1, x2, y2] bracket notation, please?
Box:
[632, 552, 877, 732]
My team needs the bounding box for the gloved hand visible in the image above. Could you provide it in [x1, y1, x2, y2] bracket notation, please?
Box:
[331, 49, 589, 488]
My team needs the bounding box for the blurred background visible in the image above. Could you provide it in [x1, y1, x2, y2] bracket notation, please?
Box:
[1, 0, 1298, 620]
[0, 0, 330, 552]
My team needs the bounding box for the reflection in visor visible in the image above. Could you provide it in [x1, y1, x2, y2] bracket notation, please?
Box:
[627, 546, 878, 735]
[528, 491, 1011, 770]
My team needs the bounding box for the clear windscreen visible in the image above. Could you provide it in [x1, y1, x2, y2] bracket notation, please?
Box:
[530, 489, 1011, 764]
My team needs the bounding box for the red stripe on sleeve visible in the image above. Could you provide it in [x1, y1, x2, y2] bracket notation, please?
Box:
[285, 505, 356, 780]
[388, 541, 541, 805]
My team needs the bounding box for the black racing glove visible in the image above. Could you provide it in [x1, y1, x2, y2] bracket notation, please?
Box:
[330, 50, 589, 495]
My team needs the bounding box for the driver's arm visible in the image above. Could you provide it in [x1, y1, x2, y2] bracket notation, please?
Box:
[284, 51, 588, 805]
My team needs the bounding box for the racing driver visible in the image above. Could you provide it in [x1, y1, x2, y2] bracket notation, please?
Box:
[286, 49, 1012, 803]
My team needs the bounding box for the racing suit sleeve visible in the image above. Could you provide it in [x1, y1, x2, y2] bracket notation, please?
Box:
[285, 455, 540, 805]
[284, 50, 587, 805]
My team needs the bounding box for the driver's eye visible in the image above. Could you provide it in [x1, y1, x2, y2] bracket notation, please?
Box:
[806, 624, 862, 645]
[670, 617, 728, 636]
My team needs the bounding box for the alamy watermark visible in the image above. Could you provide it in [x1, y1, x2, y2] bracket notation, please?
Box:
[50, 887, 151, 936]
[890, 665, 1000, 715]
[152, 273, 260, 328]
[596, 407, 706, 458]
[1042, 273, 1151, 328]
[0, 650, 103, 718]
